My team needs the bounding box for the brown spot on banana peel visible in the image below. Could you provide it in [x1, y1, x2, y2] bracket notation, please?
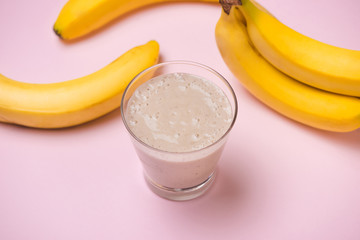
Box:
[219, 0, 242, 15]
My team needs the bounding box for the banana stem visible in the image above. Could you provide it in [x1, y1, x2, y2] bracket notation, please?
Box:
[220, 0, 242, 14]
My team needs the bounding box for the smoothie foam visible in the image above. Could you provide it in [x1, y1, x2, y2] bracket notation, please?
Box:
[125, 72, 233, 153]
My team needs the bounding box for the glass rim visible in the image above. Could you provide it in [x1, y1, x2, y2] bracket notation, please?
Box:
[120, 60, 238, 154]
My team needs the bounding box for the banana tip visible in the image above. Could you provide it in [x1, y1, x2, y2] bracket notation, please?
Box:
[147, 40, 160, 50]
[53, 26, 64, 40]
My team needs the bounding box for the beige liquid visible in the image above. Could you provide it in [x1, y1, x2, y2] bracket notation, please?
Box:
[125, 72, 233, 189]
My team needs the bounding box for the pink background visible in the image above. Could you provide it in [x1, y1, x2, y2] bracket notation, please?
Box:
[1, 0, 360, 239]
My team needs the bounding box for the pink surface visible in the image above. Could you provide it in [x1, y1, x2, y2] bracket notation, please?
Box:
[1, 0, 360, 239]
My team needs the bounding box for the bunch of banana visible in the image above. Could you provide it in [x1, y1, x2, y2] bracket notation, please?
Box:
[0, 41, 159, 129]
[215, 0, 360, 132]
[54, 0, 218, 40]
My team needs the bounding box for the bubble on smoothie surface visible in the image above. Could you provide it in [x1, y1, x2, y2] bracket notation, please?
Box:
[126, 73, 233, 152]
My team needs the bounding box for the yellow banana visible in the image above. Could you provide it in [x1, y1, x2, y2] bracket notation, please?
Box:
[235, 0, 360, 97]
[215, 5, 360, 132]
[0, 40, 159, 129]
[54, 0, 218, 40]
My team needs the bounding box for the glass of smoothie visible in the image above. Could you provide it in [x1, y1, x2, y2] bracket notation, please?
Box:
[121, 61, 237, 201]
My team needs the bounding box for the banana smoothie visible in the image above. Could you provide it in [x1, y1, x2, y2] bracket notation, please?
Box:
[125, 72, 233, 182]
[121, 62, 237, 200]
[126, 72, 233, 152]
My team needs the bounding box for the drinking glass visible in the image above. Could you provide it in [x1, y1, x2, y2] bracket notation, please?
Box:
[121, 61, 237, 201]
